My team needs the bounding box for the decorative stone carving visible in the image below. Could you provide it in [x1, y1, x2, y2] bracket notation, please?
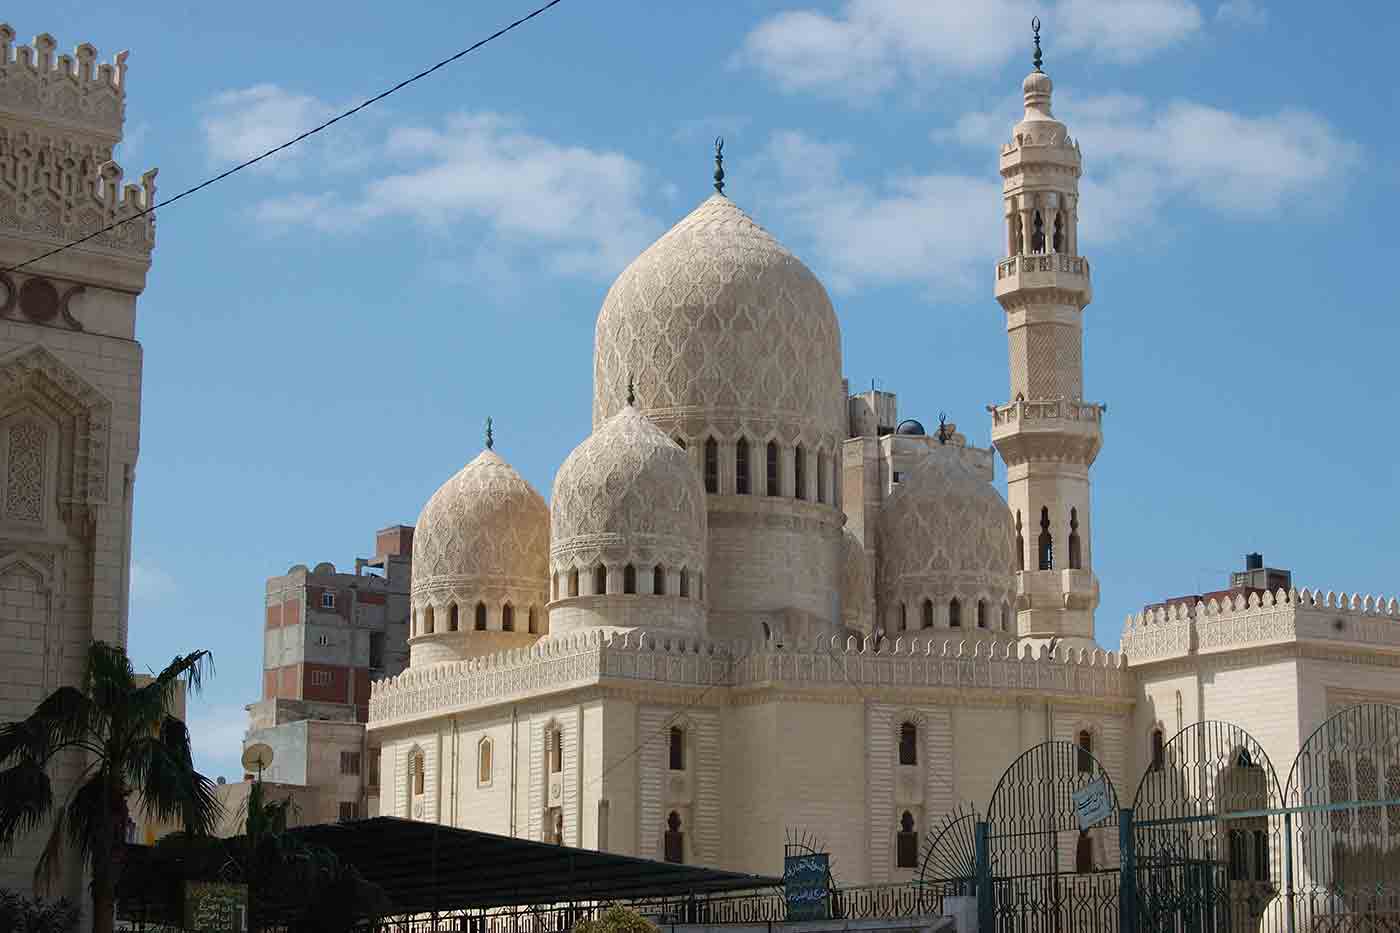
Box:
[551, 403, 705, 575]
[0, 344, 110, 508]
[592, 195, 844, 449]
[4, 417, 45, 522]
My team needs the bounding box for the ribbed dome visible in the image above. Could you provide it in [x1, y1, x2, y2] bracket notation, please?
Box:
[551, 404, 706, 574]
[411, 448, 549, 601]
[877, 448, 1016, 609]
[592, 194, 844, 442]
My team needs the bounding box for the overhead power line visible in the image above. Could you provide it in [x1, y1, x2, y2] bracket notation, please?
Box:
[3, 0, 566, 274]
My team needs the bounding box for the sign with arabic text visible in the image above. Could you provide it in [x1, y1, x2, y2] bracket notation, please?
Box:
[1072, 777, 1113, 830]
[784, 852, 830, 921]
[182, 881, 248, 933]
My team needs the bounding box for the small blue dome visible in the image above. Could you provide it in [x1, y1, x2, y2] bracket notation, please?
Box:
[896, 419, 926, 436]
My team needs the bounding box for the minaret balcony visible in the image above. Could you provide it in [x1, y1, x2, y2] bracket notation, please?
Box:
[990, 398, 1104, 463]
[995, 253, 1092, 304]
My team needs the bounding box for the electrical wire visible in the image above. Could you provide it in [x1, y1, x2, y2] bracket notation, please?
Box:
[2, 0, 566, 275]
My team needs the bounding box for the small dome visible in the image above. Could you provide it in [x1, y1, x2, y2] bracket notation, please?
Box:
[592, 194, 844, 444]
[877, 447, 1016, 618]
[551, 404, 706, 576]
[411, 448, 549, 604]
[896, 419, 926, 436]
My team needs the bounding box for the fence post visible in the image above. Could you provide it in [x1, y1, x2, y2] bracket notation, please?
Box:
[1118, 808, 1137, 933]
[1283, 810, 1296, 933]
[975, 820, 991, 933]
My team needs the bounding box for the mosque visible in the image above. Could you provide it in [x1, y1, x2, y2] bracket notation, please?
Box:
[365, 40, 1400, 886]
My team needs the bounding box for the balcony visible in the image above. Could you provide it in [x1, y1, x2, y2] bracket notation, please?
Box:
[989, 399, 1104, 464]
[995, 253, 1092, 303]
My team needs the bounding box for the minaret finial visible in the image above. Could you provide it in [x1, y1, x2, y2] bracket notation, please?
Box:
[937, 412, 949, 445]
[1031, 16, 1043, 72]
[485, 417, 494, 450]
[626, 375, 636, 406]
[713, 136, 725, 196]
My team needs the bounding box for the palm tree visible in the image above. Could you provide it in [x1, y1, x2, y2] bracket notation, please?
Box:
[0, 641, 221, 933]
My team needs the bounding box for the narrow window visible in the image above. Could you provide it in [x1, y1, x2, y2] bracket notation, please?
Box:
[794, 444, 806, 500]
[1013, 215, 1024, 254]
[698, 572, 703, 600]
[1150, 729, 1165, 772]
[424, 606, 435, 635]
[922, 599, 933, 629]
[552, 573, 559, 600]
[502, 603, 514, 632]
[1251, 830, 1269, 882]
[977, 600, 987, 629]
[528, 606, 539, 635]
[1002, 603, 1012, 631]
[475, 602, 487, 631]
[665, 811, 684, 864]
[1031, 210, 1045, 253]
[339, 801, 358, 822]
[1175, 691, 1183, 731]
[1077, 730, 1093, 774]
[1038, 507, 1054, 570]
[949, 598, 961, 628]
[898, 603, 907, 632]
[1068, 508, 1082, 570]
[369, 633, 384, 668]
[1052, 211, 1064, 252]
[1015, 510, 1025, 572]
[594, 565, 608, 595]
[322, 591, 336, 609]
[340, 751, 361, 776]
[1075, 831, 1093, 873]
[653, 565, 666, 595]
[735, 438, 750, 495]
[896, 811, 919, 868]
[412, 752, 425, 796]
[766, 441, 779, 496]
[478, 739, 493, 785]
[816, 451, 827, 503]
[899, 723, 918, 766]
[679, 569, 690, 598]
[703, 437, 718, 494]
[624, 564, 637, 594]
[568, 568, 580, 597]
[549, 728, 563, 775]
[669, 727, 685, 771]
[892, 471, 903, 484]
[316, 633, 329, 647]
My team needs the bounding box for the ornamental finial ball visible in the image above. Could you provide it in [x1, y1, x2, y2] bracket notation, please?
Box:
[1032, 16, 1043, 72]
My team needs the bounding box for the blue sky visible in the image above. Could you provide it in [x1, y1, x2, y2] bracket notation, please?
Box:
[12, 0, 1396, 780]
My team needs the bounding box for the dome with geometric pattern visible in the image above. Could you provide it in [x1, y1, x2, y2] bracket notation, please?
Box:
[411, 447, 549, 607]
[876, 447, 1016, 628]
[592, 194, 844, 447]
[550, 402, 706, 579]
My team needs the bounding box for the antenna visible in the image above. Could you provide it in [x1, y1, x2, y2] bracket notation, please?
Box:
[241, 742, 275, 782]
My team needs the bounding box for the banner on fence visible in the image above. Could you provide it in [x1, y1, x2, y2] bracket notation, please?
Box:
[783, 852, 830, 921]
[1072, 777, 1113, 830]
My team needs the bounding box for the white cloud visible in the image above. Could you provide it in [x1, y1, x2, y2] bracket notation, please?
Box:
[213, 91, 662, 279]
[1216, 0, 1267, 25]
[201, 84, 371, 178]
[130, 561, 176, 604]
[737, 0, 1203, 99]
[185, 702, 248, 782]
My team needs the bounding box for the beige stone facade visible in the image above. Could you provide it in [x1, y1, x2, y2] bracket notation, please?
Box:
[0, 24, 153, 899]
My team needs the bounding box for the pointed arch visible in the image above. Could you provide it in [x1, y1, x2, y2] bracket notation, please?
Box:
[735, 437, 750, 495]
[794, 444, 806, 500]
[448, 603, 459, 632]
[594, 564, 607, 596]
[653, 564, 666, 595]
[703, 437, 718, 494]
[528, 605, 540, 635]
[948, 597, 962, 628]
[502, 602, 515, 632]
[922, 598, 934, 629]
[474, 602, 487, 631]
[1068, 507, 1082, 570]
[623, 563, 637, 595]
[766, 441, 779, 496]
[1038, 506, 1054, 570]
[568, 568, 580, 597]
[679, 568, 690, 598]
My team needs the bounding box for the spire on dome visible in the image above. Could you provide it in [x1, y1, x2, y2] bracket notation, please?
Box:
[713, 136, 725, 196]
[627, 374, 636, 406]
[1032, 16, 1043, 72]
[485, 416, 494, 450]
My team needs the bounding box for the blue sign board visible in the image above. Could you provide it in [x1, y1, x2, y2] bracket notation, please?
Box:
[784, 852, 830, 921]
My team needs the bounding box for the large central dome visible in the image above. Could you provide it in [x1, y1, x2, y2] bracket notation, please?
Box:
[592, 194, 844, 441]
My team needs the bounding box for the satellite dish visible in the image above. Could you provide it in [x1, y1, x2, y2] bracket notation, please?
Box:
[241, 743, 275, 774]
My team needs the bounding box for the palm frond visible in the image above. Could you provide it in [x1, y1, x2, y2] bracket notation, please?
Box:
[0, 688, 101, 766]
[127, 719, 222, 837]
[84, 642, 135, 713]
[0, 760, 54, 852]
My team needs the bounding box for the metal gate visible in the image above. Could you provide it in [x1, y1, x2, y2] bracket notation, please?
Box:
[977, 740, 1124, 933]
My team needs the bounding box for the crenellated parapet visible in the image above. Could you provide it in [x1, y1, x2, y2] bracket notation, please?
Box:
[0, 25, 155, 264]
[1121, 587, 1400, 664]
[368, 627, 1132, 728]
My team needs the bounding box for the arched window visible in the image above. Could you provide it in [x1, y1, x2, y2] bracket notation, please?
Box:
[898, 602, 907, 632]
[977, 600, 987, 628]
[735, 438, 750, 495]
[548, 727, 563, 775]
[1150, 729, 1165, 772]
[424, 606, 435, 635]
[669, 727, 685, 771]
[653, 565, 666, 595]
[899, 722, 918, 766]
[624, 564, 637, 594]
[1053, 211, 1064, 252]
[766, 441, 780, 496]
[502, 603, 514, 632]
[922, 599, 934, 629]
[703, 437, 718, 494]
[1075, 831, 1093, 873]
[665, 811, 684, 864]
[794, 444, 806, 500]
[1077, 730, 1093, 774]
[817, 451, 827, 503]
[449, 603, 459, 632]
[1031, 210, 1045, 253]
[1015, 510, 1025, 572]
[594, 565, 607, 595]
[896, 811, 918, 868]
[1068, 508, 1082, 570]
[679, 569, 689, 598]
[528, 606, 540, 635]
[475, 602, 487, 631]
[411, 750, 425, 796]
[1038, 507, 1054, 570]
[568, 568, 580, 597]
[948, 598, 962, 628]
[478, 738, 493, 785]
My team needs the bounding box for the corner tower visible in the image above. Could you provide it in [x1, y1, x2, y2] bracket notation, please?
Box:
[990, 23, 1104, 648]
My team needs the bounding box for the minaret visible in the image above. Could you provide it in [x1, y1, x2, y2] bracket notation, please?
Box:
[990, 21, 1103, 648]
